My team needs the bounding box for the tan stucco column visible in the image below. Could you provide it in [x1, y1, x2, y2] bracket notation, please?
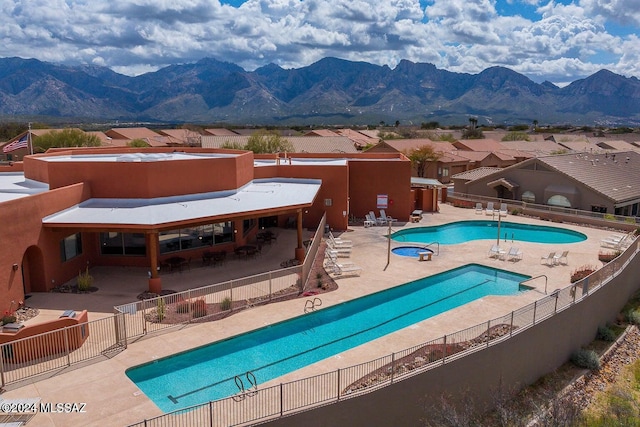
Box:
[295, 209, 305, 262]
[148, 231, 162, 293]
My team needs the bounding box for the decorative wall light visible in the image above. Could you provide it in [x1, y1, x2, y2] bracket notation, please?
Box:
[12, 263, 18, 271]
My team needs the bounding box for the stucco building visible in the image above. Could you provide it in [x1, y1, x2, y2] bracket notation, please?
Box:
[0, 147, 411, 309]
[452, 151, 640, 216]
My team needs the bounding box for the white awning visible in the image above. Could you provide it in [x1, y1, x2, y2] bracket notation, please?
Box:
[42, 178, 321, 228]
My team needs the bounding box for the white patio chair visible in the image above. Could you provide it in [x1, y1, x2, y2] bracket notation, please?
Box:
[506, 247, 523, 262]
[553, 251, 568, 265]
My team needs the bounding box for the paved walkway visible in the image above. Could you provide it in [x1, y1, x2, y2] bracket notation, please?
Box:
[1, 204, 620, 426]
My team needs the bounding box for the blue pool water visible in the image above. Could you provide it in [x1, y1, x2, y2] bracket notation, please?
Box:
[392, 246, 435, 258]
[392, 220, 586, 245]
[126, 264, 530, 412]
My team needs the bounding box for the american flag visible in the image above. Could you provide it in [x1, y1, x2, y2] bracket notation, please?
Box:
[2, 134, 29, 153]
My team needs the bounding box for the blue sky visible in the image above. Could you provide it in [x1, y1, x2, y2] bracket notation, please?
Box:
[1, 0, 639, 85]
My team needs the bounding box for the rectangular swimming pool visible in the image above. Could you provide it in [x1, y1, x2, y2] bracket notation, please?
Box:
[126, 263, 530, 412]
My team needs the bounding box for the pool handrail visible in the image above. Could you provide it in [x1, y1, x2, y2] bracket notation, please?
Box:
[423, 242, 440, 256]
[520, 274, 548, 294]
[394, 241, 440, 256]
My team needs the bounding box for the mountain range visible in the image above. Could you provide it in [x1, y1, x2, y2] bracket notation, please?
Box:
[1, 56, 639, 126]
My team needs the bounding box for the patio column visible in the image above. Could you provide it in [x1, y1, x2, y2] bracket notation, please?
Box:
[148, 231, 162, 294]
[295, 209, 305, 262]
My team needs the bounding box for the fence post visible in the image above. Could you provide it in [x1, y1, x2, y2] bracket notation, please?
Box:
[442, 335, 447, 365]
[230, 280, 233, 304]
[0, 344, 5, 388]
[532, 301, 537, 325]
[269, 272, 273, 301]
[486, 320, 491, 347]
[64, 327, 71, 367]
[123, 313, 129, 349]
[337, 368, 341, 401]
[280, 383, 284, 417]
[142, 300, 148, 336]
[390, 353, 395, 384]
[187, 289, 192, 323]
[554, 291, 559, 314]
[510, 311, 514, 337]
[209, 401, 214, 427]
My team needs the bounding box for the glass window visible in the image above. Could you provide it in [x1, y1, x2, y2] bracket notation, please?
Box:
[521, 191, 536, 203]
[243, 219, 256, 236]
[100, 232, 146, 256]
[547, 195, 571, 208]
[159, 222, 234, 254]
[60, 233, 82, 262]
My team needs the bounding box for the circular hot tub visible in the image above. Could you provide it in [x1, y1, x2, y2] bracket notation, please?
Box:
[391, 246, 435, 258]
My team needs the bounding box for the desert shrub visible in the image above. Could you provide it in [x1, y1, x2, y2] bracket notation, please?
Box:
[156, 299, 166, 322]
[77, 266, 94, 291]
[570, 348, 600, 370]
[1, 314, 16, 325]
[596, 324, 617, 342]
[570, 265, 596, 283]
[191, 299, 207, 318]
[625, 309, 640, 326]
[220, 297, 232, 311]
[176, 300, 190, 314]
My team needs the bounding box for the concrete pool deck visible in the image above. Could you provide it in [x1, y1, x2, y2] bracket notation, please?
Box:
[1, 204, 623, 426]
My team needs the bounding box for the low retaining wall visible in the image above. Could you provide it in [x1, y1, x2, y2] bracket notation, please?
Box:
[0, 310, 89, 363]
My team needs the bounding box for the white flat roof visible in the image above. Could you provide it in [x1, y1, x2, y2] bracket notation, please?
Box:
[37, 152, 240, 163]
[253, 158, 348, 167]
[0, 172, 49, 202]
[42, 178, 321, 228]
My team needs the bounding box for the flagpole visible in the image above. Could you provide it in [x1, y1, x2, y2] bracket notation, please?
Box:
[28, 122, 33, 155]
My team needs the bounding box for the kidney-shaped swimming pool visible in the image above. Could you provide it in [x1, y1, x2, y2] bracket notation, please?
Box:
[392, 220, 586, 245]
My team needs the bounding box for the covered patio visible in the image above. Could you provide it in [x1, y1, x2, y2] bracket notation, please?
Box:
[42, 178, 322, 293]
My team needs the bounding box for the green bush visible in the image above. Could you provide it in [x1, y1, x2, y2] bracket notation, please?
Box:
[220, 297, 232, 311]
[156, 299, 166, 322]
[571, 348, 600, 370]
[596, 325, 617, 342]
[77, 266, 94, 291]
[191, 299, 208, 318]
[626, 309, 640, 326]
[1, 314, 16, 325]
[176, 300, 190, 314]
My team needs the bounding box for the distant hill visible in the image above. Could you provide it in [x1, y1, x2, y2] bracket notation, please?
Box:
[0, 56, 639, 126]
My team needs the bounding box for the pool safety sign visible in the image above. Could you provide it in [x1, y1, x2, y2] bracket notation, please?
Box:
[377, 194, 388, 209]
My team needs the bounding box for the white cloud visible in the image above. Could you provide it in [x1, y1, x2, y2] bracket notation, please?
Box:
[580, 0, 640, 26]
[0, 0, 637, 84]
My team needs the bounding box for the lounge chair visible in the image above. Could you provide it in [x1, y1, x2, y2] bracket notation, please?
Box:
[328, 232, 352, 247]
[369, 211, 385, 226]
[540, 252, 556, 266]
[326, 244, 352, 257]
[475, 203, 483, 214]
[363, 214, 375, 227]
[553, 250, 568, 265]
[485, 202, 495, 216]
[488, 244, 505, 259]
[600, 234, 627, 249]
[325, 252, 358, 268]
[506, 247, 523, 262]
[379, 210, 396, 224]
[499, 203, 508, 217]
[326, 257, 362, 277]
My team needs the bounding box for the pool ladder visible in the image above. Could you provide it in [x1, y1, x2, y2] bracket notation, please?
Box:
[304, 297, 322, 313]
[233, 371, 258, 401]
